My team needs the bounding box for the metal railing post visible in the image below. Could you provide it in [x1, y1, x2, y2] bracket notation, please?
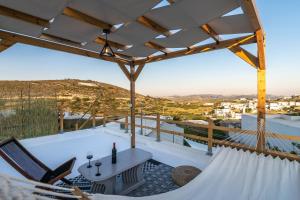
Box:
[207, 119, 214, 156]
[125, 114, 129, 133]
[59, 105, 64, 133]
[140, 110, 143, 135]
[92, 106, 96, 128]
[103, 113, 106, 127]
[156, 113, 160, 142]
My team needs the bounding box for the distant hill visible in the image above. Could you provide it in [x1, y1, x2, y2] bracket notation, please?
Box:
[0, 79, 143, 99]
[0, 79, 151, 115]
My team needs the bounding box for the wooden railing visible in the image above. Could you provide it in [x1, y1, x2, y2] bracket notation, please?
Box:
[107, 113, 300, 162]
[57, 107, 300, 162]
[58, 103, 106, 132]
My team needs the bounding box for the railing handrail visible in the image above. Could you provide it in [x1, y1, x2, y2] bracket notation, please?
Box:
[107, 113, 300, 162]
[110, 115, 300, 142]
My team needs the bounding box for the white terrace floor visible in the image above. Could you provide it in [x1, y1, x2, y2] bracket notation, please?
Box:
[1, 123, 300, 200]
[0, 122, 211, 179]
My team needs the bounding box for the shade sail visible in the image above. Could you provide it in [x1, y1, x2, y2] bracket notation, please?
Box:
[0, 0, 262, 62]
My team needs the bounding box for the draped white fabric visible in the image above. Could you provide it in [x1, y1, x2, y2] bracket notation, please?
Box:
[0, 147, 298, 199]
[91, 147, 300, 200]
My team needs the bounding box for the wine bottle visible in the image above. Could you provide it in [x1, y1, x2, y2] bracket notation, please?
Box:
[112, 142, 117, 164]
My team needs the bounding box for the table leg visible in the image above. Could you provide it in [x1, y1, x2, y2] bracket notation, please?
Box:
[119, 163, 145, 195]
[91, 176, 116, 194]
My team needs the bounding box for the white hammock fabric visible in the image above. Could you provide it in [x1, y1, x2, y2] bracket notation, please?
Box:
[0, 147, 299, 200]
[91, 147, 300, 200]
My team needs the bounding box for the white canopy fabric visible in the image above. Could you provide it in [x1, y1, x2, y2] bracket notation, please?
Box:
[0, 147, 299, 200]
[0, 0, 258, 58]
[91, 147, 300, 200]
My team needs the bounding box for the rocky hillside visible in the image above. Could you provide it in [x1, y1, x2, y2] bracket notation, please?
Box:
[0, 79, 142, 99]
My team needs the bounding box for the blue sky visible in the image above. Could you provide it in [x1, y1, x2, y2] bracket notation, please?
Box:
[0, 1, 299, 97]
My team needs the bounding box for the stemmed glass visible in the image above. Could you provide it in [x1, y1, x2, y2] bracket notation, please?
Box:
[86, 151, 93, 168]
[95, 160, 102, 176]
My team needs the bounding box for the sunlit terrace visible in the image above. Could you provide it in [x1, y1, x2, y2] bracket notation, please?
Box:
[0, 0, 299, 200]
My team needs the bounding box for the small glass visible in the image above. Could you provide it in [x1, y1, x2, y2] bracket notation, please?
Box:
[95, 160, 102, 176]
[86, 151, 93, 168]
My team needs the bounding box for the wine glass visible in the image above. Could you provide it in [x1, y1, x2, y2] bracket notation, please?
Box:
[86, 151, 93, 168]
[95, 160, 102, 176]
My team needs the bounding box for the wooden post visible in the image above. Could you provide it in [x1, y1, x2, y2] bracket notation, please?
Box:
[125, 113, 129, 133]
[92, 106, 96, 128]
[256, 29, 266, 152]
[117, 61, 145, 148]
[156, 113, 160, 142]
[103, 113, 106, 127]
[59, 105, 64, 133]
[130, 63, 136, 148]
[140, 110, 143, 135]
[207, 119, 213, 155]
[75, 123, 78, 130]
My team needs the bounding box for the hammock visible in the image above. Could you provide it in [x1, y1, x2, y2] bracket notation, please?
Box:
[1, 147, 299, 200]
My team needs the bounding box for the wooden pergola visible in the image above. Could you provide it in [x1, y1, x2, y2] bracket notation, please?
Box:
[0, 0, 265, 151]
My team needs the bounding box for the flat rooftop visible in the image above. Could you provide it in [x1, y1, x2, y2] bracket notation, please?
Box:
[0, 122, 211, 180]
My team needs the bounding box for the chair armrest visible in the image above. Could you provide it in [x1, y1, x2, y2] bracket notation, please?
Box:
[42, 157, 76, 184]
[52, 157, 76, 177]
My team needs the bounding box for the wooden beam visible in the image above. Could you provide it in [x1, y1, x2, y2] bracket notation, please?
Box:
[137, 16, 171, 37]
[134, 63, 145, 81]
[241, 0, 262, 31]
[0, 39, 16, 52]
[0, 29, 129, 64]
[256, 29, 266, 70]
[95, 37, 127, 50]
[129, 63, 136, 148]
[63, 7, 112, 30]
[144, 41, 169, 53]
[200, 24, 220, 42]
[229, 46, 259, 68]
[134, 34, 257, 64]
[256, 28, 266, 152]
[117, 62, 130, 80]
[40, 33, 82, 46]
[0, 5, 49, 27]
[201, 24, 259, 68]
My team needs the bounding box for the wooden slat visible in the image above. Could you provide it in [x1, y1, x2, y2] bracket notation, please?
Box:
[145, 41, 169, 53]
[0, 5, 49, 27]
[95, 37, 127, 50]
[137, 16, 171, 37]
[0, 39, 16, 52]
[184, 134, 209, 142]
[40, 33, 81, 46]
[135, 34, 257, 64]
[63, 7, 112, 30]
[0, 29, 129, 64]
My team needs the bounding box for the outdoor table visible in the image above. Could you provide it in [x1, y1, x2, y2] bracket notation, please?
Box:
[78, 148, 152, 194]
